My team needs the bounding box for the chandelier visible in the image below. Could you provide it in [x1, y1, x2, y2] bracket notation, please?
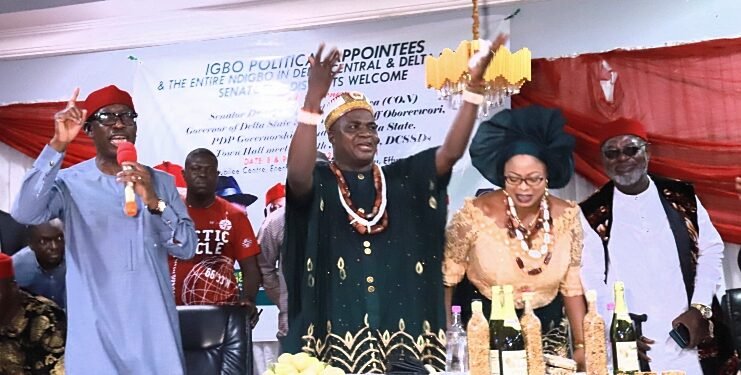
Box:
[424, 0, 531, 117]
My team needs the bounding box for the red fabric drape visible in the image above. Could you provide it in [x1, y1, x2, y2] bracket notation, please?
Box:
[0, 102, 95, 167]
[513, 37, 741, 243]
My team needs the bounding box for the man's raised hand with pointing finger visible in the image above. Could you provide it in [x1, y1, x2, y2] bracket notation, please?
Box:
[50, 88, 87, 153]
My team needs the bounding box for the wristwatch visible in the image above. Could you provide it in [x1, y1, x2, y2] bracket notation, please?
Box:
[148, 199, 167, 215]
[690, 303, 712, 319]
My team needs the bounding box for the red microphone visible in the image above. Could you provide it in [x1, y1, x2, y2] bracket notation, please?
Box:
[116, 141, 138, 217]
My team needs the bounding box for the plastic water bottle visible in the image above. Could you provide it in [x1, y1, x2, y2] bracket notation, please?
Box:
[445, 305, 469, 374]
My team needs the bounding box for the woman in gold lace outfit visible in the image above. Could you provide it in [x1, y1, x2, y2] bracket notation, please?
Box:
[443, 106, 586, 370]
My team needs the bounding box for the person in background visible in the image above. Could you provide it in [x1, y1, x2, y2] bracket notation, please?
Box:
[0, 250, 66, 374]
[12, 219, 66, 308]
[257, 206, 288, 342]
[0, 209, 28, 255]
[258, 152, 330, 346]
[216, 175, 258, 211]
[283, 36, 505, 373]
[254, 183, 287, 375]
[170, 148, 261, 319]
[154, 161, 188, 197]
[580, 118, 727, 374]
[443, 106, 586, 370]
[11, 86, 197, 374]
[263, 183, 286, 217]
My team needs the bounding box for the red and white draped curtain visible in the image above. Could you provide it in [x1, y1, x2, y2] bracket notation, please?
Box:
[512, 37, 741, 243]
[0, 101, 95, 168]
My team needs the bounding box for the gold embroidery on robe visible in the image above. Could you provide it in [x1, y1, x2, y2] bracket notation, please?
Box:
[301, 314, 445, 373]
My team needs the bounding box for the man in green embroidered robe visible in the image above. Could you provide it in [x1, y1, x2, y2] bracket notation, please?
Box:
[282, 39, 506, 373]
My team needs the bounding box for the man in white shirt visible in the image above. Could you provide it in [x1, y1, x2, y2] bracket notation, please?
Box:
[579, 118, 726, 374]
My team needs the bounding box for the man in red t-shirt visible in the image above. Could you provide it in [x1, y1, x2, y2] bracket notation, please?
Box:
[169, 148, 261, 317]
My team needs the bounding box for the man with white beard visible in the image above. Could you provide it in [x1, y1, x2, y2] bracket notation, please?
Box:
[579, 118, 727, 374]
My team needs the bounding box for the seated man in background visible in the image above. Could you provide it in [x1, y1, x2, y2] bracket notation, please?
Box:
[12, 219, 66, 308]
[170, 148, 261, 319]
[0, 253, 66, 374]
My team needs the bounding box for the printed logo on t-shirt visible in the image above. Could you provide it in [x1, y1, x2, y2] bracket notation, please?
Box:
[219, 219, 232, 231]
[180, 256, 238, 305]
[195, 229, 230, 255]
[242, 238, 253, 249]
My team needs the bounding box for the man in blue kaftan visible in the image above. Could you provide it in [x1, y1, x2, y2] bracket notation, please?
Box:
[11, 85, 197, 374]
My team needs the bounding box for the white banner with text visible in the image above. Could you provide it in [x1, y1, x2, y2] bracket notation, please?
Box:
[133, 13, 508, 341]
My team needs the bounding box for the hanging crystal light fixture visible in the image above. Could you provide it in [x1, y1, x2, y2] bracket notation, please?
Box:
[424, 0, 531, 117]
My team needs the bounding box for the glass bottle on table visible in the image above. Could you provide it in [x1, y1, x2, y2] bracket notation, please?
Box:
[467, 300, 490, 375]
[610, 281, 639, 374]
[500, 285, 527, 375]
[520, 292, 544, 375]
[446, 305, 469, 375]
[489, 286, 504, 375]
[584, 289, 608, 375]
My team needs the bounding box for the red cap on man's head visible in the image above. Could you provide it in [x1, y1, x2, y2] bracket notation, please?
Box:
[0, 253, 13, 279]
[265, 183, 286, 206]
[81, 85, 134, 121]
[154, 161, 187, 189]
[598, 118, 648, 145]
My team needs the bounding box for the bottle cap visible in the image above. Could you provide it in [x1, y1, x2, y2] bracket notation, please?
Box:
[452, 305, 461, 314]
[614, 281, 624, 291]
[471, 300, 483, 313]
[586, 290, 597, 302]
[521, 291, 534, 301]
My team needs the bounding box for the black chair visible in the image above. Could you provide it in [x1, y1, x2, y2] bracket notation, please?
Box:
[178, 305, 252, 375]
[723, 289, 741, 359]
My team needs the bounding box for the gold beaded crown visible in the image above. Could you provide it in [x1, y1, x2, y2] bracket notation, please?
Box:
[322, 91, 375, 130]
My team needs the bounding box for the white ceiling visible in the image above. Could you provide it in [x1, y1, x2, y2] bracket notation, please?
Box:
[0, 0, 520, 60]
[0, 0, 100, 14]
